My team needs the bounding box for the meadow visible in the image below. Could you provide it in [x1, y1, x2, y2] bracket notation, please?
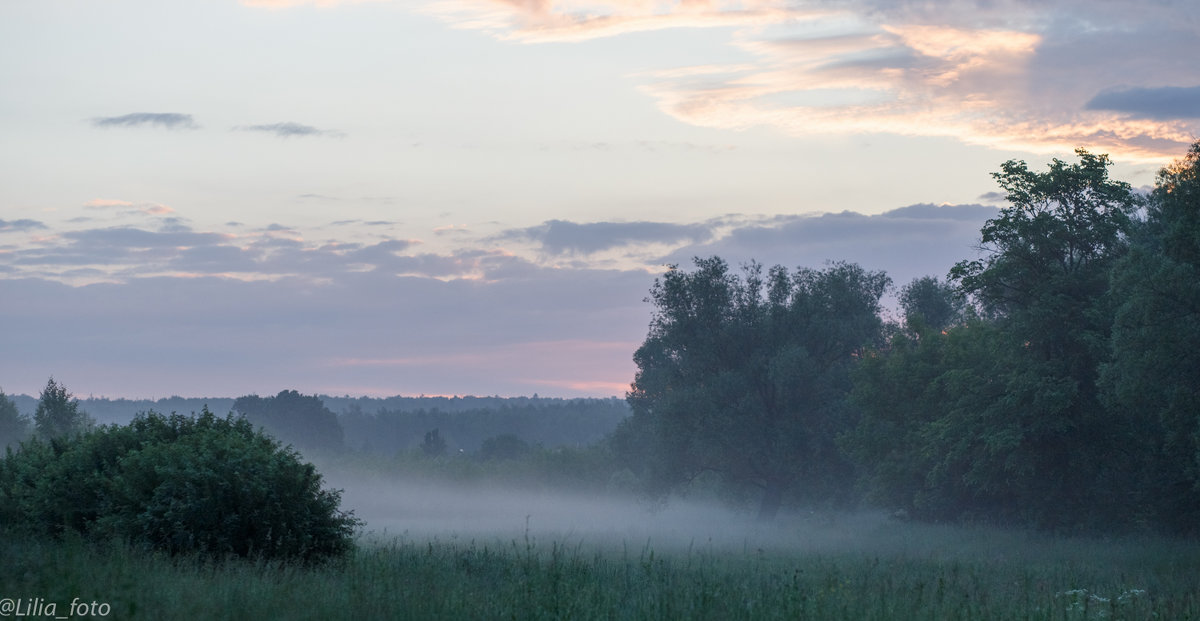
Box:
[3, 506, 1198, 620]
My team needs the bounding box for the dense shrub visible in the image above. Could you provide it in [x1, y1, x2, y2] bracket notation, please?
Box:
[0, 408, 359, 562]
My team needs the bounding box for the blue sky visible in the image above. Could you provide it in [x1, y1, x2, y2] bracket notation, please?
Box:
[2, 0, 1197, 398]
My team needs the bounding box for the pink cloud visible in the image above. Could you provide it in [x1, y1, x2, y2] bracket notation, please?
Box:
[240, 0, 383, 7]
[84, 198, 135, 208]
[421, 0, 1199, 161]
[83, 198, 176, 216]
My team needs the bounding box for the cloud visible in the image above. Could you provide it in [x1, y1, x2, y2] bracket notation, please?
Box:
[1085, 86, 1200, 121]
[505, 220, 714, 255]
[83, 199, 135, 208]
[91, 113, 198, 130]
[408, 0, 1200, 161]
[0, 263, 651, 398]
[0, 219, 47, 233]
[84, 198, 176, 216]
[237, 122, 342, 138]
[661, 204, 998, 290]
[242, 0, 1198, 159]
[0, 205, 1005, 397]
[978, 191, 1007, 204]
[241, 0, 383, 6]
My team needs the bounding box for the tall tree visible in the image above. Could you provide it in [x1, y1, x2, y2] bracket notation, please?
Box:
[620, 257, 889, 520]
[1104, 140, 1200, 533]
[939, 149, 1139, 528]
[951, 149, 1137, 364]
[33, 378, 92, 441]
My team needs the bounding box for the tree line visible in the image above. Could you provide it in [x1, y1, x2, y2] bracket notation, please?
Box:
[1, 383, 627, 459]
[616, 144, 1200, 534]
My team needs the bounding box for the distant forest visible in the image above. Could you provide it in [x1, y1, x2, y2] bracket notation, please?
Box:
[4, 392, 628, 456]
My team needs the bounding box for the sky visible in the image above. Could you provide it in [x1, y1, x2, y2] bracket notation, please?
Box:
[2, 0, 1198, 399]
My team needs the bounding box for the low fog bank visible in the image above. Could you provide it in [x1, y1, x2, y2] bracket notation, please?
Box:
[319, 464, 905, 555]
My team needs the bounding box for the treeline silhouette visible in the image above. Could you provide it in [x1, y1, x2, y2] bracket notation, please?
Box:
[0, 390, 628, 458]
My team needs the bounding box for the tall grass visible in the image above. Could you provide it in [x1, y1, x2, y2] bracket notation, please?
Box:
[2, 521, 1198, 620]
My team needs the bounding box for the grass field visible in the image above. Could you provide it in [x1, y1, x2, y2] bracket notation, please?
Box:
[3, 512, 1198, 620]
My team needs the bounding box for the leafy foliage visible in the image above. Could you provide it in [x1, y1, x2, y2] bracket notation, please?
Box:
[898, 276, 965, 334]
[849, 146, 1200, 533]
[1102, 141, 1200, 534]
[0, 408, 359, 562]
[620, 257, 889, 519]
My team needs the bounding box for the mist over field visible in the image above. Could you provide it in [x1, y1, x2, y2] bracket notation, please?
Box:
[327, 469, 760, 546]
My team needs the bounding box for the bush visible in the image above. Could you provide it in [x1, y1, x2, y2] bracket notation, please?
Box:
[0, 408, 360, 562]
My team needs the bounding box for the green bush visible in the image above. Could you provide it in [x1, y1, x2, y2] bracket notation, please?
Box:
[0, 408, 359, 562]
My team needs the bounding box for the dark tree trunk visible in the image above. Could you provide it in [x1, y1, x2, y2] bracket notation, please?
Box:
[757, 481, 783, 521]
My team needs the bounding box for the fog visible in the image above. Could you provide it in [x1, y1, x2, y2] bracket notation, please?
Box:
[318, 464, 906, 557]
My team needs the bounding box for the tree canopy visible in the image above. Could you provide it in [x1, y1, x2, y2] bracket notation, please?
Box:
[620, 143, 1200, 534]
[847, 145, 1198, 532]
[619, 258, 889, 519]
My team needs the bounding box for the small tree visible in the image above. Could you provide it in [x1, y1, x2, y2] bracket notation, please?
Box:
[33, 378, 92, 441]
[421, 428, 447, 458]
[0, 389, 30, 450]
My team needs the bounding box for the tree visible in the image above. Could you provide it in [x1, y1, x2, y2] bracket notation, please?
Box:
[899, 276, 965, 334]
[918, 149, 1141, 529]
[1104, 140, 1200, 533]
[0, 389, 30, 450]
[33, 378, 92, 441]
[620, 257, 889, 520]
[950, 149, 1138, 378]
[421, 428, 447, 458]
[233, 390, 344, 453]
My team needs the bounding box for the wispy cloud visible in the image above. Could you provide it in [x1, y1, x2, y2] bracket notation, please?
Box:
[503, 219, 714, 255]
[661, 204, 999, 290]
[236, 122, 342, 138]
[238, 0, 1198, 159]
[241, 0, 384, 6]
[91, 112, 198, 130]
[84, 198, 176, 216]
[0, 219, 47, 233]
[410, 0, 1200, 161]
